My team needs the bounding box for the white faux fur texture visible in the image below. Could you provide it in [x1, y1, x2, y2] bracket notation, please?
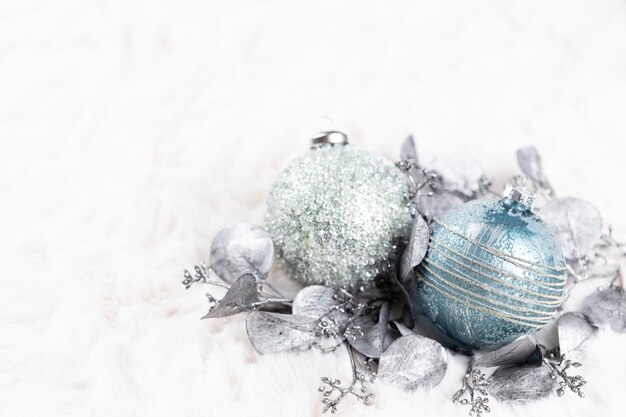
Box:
[1, 1, 626, 416]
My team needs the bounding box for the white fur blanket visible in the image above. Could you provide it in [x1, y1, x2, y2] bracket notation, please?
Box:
[1, 1, 625, 416]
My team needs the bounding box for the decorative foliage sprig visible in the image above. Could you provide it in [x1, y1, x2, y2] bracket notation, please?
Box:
[544, 351, 587, 398]
[183, 262, 233, 291]
[318, 346, 376, 413]
[453, 367, 491, 417]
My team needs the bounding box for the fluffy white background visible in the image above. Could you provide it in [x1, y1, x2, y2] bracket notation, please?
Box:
[1, 0, 626, 416]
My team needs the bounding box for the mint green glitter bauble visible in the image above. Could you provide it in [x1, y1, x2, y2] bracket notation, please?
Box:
[266, 144, 413, 290]
[414, 191, 567, 349]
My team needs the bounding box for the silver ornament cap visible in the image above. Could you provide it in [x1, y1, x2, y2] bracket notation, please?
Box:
[311, 130, 349, 148]
[502, 179, 535, 211]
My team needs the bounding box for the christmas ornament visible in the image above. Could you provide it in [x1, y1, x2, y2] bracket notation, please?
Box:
[414, 183, 567, 349]
[265, 131, 413, 290]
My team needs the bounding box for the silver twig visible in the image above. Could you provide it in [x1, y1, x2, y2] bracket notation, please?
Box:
[318, 346, 375, 413]
[249, 298, 293, 308]
[261, 281, 287, 299]
[182, 263, 230, 290]
[183, 262, 294, 313]
[311, 289, 367, 353]
[544, 351, 587, 398]
[452, 366, 490, 417]
[182, 263, 231, 306]
[396, 158, 440, 199]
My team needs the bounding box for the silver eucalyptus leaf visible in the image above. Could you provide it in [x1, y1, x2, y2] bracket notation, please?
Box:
[582, 287, 626, 333]
[394, 321, 417, 337]
[430, 155, 483, 197]
[292, 286, 339, 318]
[516, 146, 554, 194]
[202, 274, 259, 319]
[558, 312, 595, 354]
[539, 198, 603, 260]
[400, 135, 426, 189]
[401, 135, 418, 163]
[417, 192, 465, 223]
[378, 334, 447, 392]
[246, 311, 318, 354]
[348, 302, 391, 358]
[387, 272, 415, 328]
[210, 223, 275, 283]
[399, 214, 430, 281]
[474, 335, 537, 368]
[488, 364, 556, 404]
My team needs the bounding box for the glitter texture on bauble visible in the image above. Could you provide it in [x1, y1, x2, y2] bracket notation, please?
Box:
[266, 142, 413, 290]
[414, 185, 567, 349]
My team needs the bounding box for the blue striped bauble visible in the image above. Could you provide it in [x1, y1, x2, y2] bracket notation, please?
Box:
[413, 190, 566, 349]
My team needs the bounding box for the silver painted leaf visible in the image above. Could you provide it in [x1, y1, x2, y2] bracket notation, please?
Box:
[399, 214, 430, 281]
[558, 312, 595, 354]
[400, 135, 418, 163]
[488, 364, 556, 404]
[582, 287, 626, 333]
[516, 146, 554, 194]
[394, 321, 417, 337]
[202, 274, 259, 318]
[539, 198, 602, 260]
[474, 335, 537, 368]
[378, 334, 447, 391]
[418, 192, 465, 222]
[292, 286, 338, 318]
[246, 311, 318, 354]
[400, 135, 425, 187]
[516, 146, 543, 182]
[387, 272, 415, 328]
[348, 302, 390, 358]
[210, 223, 274, 283]
[430, 155, 483, 197]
